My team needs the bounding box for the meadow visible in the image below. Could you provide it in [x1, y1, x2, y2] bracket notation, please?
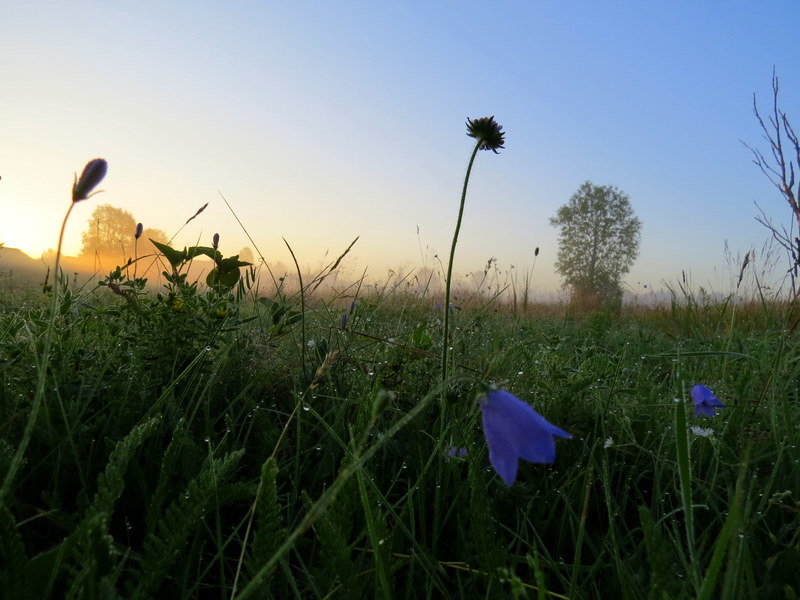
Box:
[1, 149, 799, 600]
[1, 240, 799, 599]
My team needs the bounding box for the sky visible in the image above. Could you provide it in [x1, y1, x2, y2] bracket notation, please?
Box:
[2, 1, 799, 295]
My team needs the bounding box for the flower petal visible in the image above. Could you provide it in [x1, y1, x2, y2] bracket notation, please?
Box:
[480, 390, 571, 484]
[691, 384, 725, 418]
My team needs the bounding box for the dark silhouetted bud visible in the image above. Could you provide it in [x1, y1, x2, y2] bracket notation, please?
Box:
[212, 233, 220, 250]
[72, 158, 107, 202]
[466, 116, 505, 153]
[135, 223, 143, 239]
[341, 313, 348, 329]
[534, 247, 539, 257]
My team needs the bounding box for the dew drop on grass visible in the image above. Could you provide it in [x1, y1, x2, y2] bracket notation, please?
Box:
[302, 404, 310, 411]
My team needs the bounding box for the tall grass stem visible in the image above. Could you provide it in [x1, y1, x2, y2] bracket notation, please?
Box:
[0, 201, 74, 502]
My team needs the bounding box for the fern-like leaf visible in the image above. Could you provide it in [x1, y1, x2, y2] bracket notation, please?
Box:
[131, 449, 244, 599]
[64, 511, 117, 600]
[87, 416, 161, 519]
[245, 457, 284, 590]
[304, 490, 361, 596]
[145, 418, 191, 535]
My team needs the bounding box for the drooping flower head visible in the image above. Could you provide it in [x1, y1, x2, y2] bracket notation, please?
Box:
[466, 116, 505, 153]
[479, 388, 571, 485]
[72, 158, 107, 202]
[691, 384, 725, 418]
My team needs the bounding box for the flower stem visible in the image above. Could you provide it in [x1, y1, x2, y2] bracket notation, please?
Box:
[441, 140, 482, 386]
[674, 392, 694, 559]
[0, 201, 74, 503]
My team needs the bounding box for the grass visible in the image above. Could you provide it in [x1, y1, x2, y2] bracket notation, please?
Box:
[0, 253, 799, 599]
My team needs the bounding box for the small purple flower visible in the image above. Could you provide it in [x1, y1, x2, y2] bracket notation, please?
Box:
[480, 389, 571, 486]
[691, 384, 725, 418]
[445, 446, 468, 462]
[135, 223, 143, 240]
[340, 313, 348, 329]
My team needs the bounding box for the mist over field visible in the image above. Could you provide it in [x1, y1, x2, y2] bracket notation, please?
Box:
[3, 3, 800, 598]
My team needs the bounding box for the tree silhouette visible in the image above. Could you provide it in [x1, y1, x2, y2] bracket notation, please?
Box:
[238, 247, 254, 264]
[80, 204, 136, 258]
[80, 205, 170, 267]
[139, 228, 169, 257]
[550, 181, 641, 311]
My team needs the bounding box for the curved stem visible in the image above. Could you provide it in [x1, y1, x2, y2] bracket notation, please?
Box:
[441, 141, 482, 385]
[0, 201, 74, 502]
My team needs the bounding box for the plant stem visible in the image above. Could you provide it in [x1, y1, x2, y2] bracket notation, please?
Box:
[0, 201, 74, 502]
[441, 140, 482, 386]
[674, 382, 696, 577]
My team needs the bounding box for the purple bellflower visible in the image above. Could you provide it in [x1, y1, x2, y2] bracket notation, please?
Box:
[480, 389, 571, 486]
[691, 384, 725, 418]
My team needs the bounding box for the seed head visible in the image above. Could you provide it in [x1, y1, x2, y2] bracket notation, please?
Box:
[466, 116, 505, 153]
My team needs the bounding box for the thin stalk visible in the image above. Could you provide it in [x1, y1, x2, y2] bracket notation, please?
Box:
[441, 140, 482, 385]
[433, 139, 481, 558]
[283, 238, 306, 384]
[674, 392, 696, 567]
[0, 201, 74, 502]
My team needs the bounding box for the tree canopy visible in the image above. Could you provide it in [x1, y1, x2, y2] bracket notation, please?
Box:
[80, 204, 167, 261]
[550, 181, 641, 309]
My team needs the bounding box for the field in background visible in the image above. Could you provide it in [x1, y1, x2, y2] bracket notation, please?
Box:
[0, 256, 799, 599]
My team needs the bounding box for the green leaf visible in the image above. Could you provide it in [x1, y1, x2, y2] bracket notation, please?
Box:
[185, 246, 220, 262]
[412, 324, 432, 350]
[206, 267, 240, 288]
[218, 255, 251, 272]
[150, 240, 186, 269]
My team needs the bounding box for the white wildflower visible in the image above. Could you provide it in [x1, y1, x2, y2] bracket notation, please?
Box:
[690, 426, 714, 438]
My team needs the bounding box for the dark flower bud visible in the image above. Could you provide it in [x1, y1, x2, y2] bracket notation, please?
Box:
[534, 247, 539, 257]
[135, 223, 144, 239]
[341, 313, 348, 329]
[72, 158, 108, 202]
[212, 233, 220, 250]
[466, 116, 505, 153]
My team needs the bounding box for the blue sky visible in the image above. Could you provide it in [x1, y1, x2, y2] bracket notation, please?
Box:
[2, 2, 799, 293]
